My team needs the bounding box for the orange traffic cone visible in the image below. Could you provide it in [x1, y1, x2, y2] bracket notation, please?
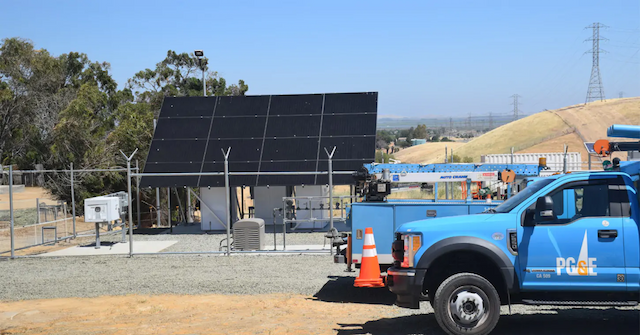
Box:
[354, 227, 385, 288]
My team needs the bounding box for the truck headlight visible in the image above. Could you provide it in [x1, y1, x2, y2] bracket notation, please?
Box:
[401, 234, 421, 268]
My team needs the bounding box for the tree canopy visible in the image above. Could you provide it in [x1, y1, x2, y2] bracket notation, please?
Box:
[0, 37, 249, 209]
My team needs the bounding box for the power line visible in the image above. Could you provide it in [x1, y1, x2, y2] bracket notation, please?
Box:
[510, 94, 521, 121]
[585, 22, 608, 103]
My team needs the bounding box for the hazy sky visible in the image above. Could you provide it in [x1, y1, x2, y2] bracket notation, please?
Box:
[2, 0, 638, 117]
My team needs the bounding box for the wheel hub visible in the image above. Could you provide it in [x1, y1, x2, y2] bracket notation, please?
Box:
[450, 290, 485, 324]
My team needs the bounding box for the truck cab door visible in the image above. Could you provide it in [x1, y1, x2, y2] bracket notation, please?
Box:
[517, 178, 626, 292]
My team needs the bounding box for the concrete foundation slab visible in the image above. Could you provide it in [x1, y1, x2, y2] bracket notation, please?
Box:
[39, 241, 178, 257]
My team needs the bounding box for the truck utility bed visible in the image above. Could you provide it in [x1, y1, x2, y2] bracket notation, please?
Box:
[348, 199, 500, 265]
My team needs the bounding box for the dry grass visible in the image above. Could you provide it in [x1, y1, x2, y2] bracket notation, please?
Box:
[394, 142, 465, 164]
[394, 97, 640, 164]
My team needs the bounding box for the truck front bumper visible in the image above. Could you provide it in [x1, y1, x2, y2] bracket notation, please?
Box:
[387, 267, 426, 309]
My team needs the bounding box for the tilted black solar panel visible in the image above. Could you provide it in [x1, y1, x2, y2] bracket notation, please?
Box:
[141, 92, 377, 187]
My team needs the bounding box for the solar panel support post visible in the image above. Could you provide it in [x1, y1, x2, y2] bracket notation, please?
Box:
[222, 147, 232, 256]
[156, 187, 161, 227]
[120, 148, 138, 258]
[324, 146, 337, 256]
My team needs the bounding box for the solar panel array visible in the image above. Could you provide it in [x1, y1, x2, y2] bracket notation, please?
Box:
[141, 92, 378, 188]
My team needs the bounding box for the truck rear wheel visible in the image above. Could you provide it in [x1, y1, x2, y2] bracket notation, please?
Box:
[433, 273, 500, 335]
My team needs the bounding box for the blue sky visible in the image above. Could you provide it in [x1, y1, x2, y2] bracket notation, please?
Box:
[1, 0, 638, 117]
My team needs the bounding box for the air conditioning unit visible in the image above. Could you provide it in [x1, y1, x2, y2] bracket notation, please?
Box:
[233, 218, 265, 251]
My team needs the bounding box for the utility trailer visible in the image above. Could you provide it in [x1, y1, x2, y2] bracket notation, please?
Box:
[334, 162, 548, 268]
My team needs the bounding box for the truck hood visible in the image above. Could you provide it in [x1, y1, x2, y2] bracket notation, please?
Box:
[398, 213, 511, 234]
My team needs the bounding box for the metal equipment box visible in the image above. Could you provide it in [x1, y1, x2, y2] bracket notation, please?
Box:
[84, 196, 121, 222]
[233, 218, 265, 251]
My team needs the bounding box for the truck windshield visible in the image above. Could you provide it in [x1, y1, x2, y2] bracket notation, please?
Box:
[492, 178, 554, 213]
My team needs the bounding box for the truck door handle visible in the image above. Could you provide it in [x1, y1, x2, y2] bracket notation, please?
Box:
[598, 229, 618, 238]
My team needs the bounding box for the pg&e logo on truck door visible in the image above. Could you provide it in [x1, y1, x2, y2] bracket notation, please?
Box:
[556, 230, 597, 276]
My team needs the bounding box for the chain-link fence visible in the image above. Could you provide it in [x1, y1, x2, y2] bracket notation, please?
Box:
[1, 149, 614, 258]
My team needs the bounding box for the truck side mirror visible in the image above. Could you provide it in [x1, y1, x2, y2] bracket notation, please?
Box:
[534, 196, 555, 222]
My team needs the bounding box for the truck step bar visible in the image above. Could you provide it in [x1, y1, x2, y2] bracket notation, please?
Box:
[522, 299, 638, 307]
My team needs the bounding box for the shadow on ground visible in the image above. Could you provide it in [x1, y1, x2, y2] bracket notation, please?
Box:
[80, 241, 118, 248]
[312, 276, 396, 305]
[133, 228, 171, 235]
[335, 307, 639, 335]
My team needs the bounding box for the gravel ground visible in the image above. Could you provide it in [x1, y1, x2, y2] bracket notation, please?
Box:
[1, 253, 639, 334]
[0, 254, 352, 301]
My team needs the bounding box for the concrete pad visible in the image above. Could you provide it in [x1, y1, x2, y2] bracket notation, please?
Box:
[39, 241, 178, 257]
[220, 244, 331, 256]
[264, 244, 330, 251]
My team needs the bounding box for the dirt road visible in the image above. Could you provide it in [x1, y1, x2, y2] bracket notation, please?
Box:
[0, 293, 400, 335]
[1, 293, 638, 335]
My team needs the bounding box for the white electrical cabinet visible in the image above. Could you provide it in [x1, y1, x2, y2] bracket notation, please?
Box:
[84, 196, 121, 222]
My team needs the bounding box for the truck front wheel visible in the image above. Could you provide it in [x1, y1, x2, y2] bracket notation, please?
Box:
[433, 273, 500, 335]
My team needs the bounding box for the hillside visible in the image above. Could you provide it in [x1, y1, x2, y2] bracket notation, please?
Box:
[394, 142, 465, 164]
[395, 97, 640, 164]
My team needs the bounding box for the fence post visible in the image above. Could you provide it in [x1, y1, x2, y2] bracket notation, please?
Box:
[120, 149, 138, 257]
[563, 144, 568, 173]
[324, 146, 337, 256]
[222, 147, 231, 256]
[70, 163, 76, 237]
[9, 165, 15, 259]
[136, 160, 141, 228]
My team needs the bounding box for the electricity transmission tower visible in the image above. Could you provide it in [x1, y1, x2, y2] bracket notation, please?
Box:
[489, 112, 494, 129]
[619, 91, 624, 98]
[510, 94, 521, 121]
[585, 22, 608, 103]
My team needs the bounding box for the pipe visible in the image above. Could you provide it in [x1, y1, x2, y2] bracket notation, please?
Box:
[130, 171, 355, 177]
[607, 124, 640, 139]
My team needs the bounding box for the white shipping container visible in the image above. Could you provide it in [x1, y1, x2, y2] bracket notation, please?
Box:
[481, 152, 582, 172]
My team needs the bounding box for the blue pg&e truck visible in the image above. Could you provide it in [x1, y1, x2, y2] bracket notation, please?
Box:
[387, 125, 640, 335]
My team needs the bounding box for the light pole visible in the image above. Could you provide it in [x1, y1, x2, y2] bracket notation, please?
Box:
[190, 49, 206, 225]
[194, 50, 205, 97]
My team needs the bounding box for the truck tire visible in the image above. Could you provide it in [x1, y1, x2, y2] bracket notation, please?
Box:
[433, 272, 500, 335]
